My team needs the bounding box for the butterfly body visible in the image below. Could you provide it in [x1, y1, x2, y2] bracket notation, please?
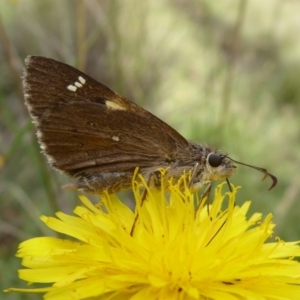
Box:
[62, 143, 236, 194]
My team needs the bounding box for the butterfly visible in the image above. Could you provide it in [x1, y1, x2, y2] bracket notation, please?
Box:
[23, 56, 277, 195]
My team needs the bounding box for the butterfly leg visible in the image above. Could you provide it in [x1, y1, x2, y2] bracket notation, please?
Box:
[130, 171, 160, 236]
[188, 163, 213, 217]
[197, 182, 212, 218]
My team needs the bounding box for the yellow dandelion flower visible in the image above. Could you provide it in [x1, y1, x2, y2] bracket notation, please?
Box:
[6, 172, 300, 300]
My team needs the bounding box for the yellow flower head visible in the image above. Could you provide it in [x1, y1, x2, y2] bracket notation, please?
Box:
[6, 171, 300, 299]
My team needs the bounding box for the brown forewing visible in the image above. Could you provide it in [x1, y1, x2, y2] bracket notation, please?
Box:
[23, 56, 189, 176]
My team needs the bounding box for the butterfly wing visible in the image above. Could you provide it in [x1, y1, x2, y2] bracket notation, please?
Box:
[23, 56, 189, 177]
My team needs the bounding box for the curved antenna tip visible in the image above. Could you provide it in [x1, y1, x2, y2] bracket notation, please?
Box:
[261, 171, 277, 190]
[267, 173, 277, 190]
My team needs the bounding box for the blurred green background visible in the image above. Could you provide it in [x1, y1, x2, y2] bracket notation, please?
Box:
[1, 0, 300, 299]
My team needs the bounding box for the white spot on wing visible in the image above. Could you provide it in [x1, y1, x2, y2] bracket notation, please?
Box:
[112, 136, 120, 142]
[75, 82, 83, 88]
[78, 76, 86, 84]
[67, 85, 77, 92]
[67, 76, 86, 92]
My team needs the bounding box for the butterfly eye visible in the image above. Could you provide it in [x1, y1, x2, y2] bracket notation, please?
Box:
[207, 153, 223, 168]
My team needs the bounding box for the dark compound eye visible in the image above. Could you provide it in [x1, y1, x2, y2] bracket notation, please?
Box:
[208, 153, 223, 167]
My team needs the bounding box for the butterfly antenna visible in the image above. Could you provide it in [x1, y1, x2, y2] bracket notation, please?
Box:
[226, 156, 277, 190]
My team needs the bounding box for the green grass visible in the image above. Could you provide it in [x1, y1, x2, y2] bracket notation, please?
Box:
[1, 0, 300, 299]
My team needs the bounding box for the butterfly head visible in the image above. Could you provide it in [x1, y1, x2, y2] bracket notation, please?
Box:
[204, 152, 237, 181]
